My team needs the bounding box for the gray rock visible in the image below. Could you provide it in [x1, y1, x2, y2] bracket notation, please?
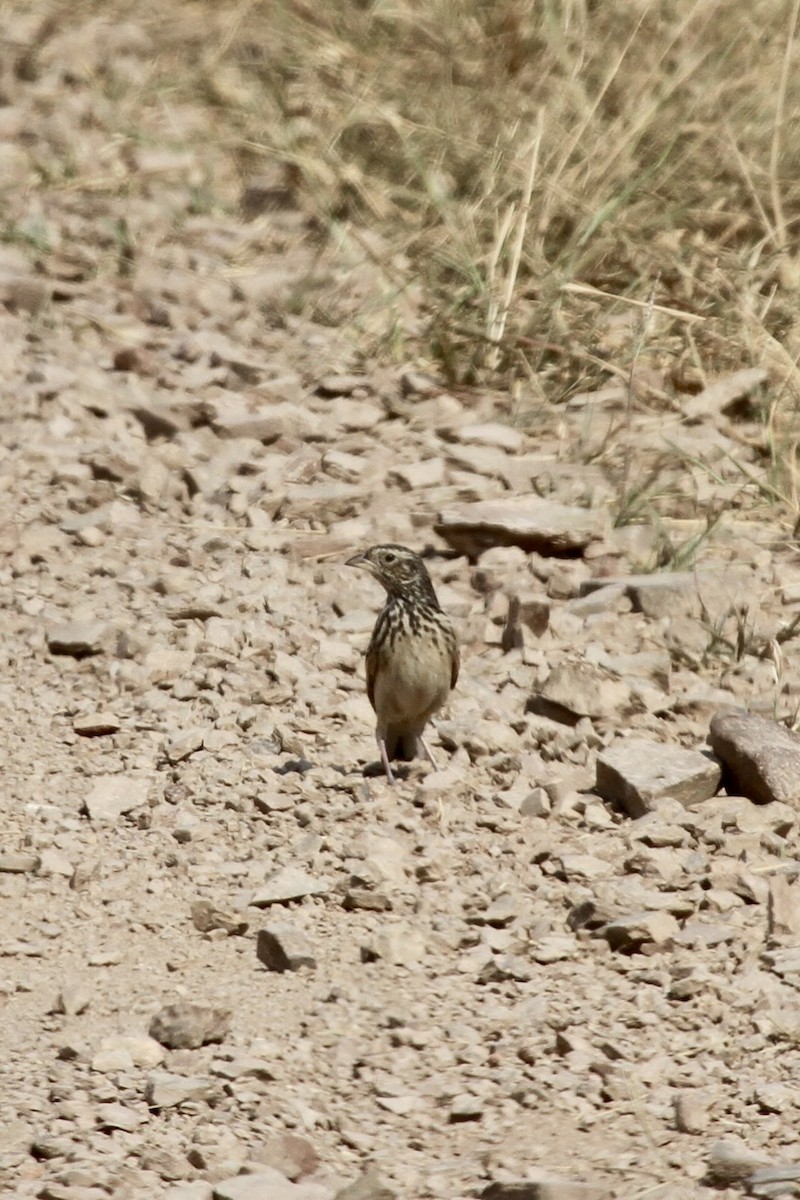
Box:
[83, 774, 151, 821]
[149, 1001, 231, 1049]
[47, 620, 109, 657]
[705, 1137, 771, 1187]
[435, 497, 607, 558]
[256, 924, 317, 972]
[596, 739, 721, 817]
[749, 1165, 800, 1198]
[710, 709, 800, 804]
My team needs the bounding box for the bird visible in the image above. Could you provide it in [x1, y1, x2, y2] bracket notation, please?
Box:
[346, 545, 459, 784]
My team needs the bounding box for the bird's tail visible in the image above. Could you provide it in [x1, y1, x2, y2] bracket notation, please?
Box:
[385, 728, 419, 762]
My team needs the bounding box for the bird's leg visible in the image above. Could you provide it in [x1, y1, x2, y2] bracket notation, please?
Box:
[378, 736, 396, 784]
[420, 736, 438, 770]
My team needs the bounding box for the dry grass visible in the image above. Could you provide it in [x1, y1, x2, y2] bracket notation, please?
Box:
[8, 0, 800, 528]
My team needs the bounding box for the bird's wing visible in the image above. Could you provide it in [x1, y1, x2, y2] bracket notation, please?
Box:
[365, 639, 378, 711]
[450, 638, 460, 690]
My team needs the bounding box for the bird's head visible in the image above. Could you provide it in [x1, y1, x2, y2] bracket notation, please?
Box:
[346, 544, 439, 604]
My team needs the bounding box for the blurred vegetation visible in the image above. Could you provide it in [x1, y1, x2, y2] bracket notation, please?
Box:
[7, 0, 800, 524]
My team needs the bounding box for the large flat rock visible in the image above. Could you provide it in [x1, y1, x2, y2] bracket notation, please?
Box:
[435, 497, 607, 558]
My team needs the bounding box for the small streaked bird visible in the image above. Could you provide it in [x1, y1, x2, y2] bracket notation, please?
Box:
[347, 544, 459, 784]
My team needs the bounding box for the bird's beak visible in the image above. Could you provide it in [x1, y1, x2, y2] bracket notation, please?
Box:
[346, 552, 367, 569]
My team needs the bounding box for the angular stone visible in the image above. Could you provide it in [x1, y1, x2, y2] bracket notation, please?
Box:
[214, 1168, 333, 1200]
[537, 662, 631, 720]
[361, 925, 428, 966]
[251, 866, 331, 907]
[256, 924, 317, 972]
[190, 900, 249, 936]
[435, 497, 607, 558]
[145, 1071, 221, 1108]
[387, 458, 445, 491]
[207, 396, 322, 442]
[83, 775, 151, 822]
[556, 854, 610, 882]
[710, 709, 800, 804]
[530, 934, 578, 963]
[47, 620, 109, 657]
[673, 1089, 710, 1134]
[97, 1034, 165, 1068]
[749, 1165, 800, 1194]
[752, 1082, 793, 1114]
[95, 1101, 143, 1132]
[316, 373, 370, 396]
[164, 729, 205, 764]
[453, 422, 525, 452]
[52, 983, 92, 1017]
[602, 910, 680, 952]
[73, 711, 121, 737]
[704, 1137, 771, 1187]
[334, 1168, 397, 1200]
[596, 739, 721, 817]
[140, 1146, 190, 1181]
[342, 888, 392, 913]
[164, 1184, 214, 1200]
[38, 848, 74, 877]
[481, 1179, 611, 1200]
[0, 852, 40, 873]
[768, 875, 800, 939]
[252, 1133, 319, 1182]
[471, 893, 522, 927]
[149, 1001, 231, 1049]
[448, 1093, 484, 1121]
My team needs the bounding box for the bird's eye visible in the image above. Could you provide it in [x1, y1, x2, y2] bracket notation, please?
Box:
[383, 552, 396, 564]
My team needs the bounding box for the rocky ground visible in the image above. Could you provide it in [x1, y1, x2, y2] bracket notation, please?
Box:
[3, 6, 800, 1200]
